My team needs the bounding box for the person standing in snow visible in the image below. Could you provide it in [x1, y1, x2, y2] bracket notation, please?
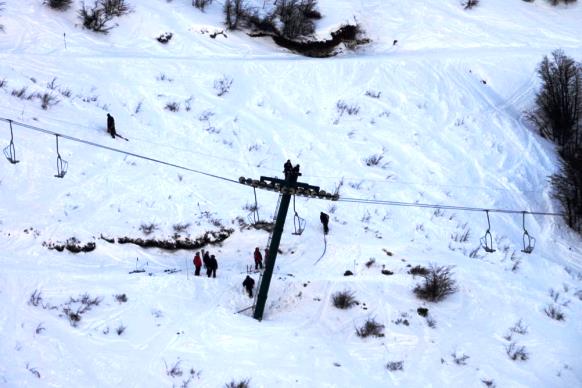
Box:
[242, 275, 255, 298]
[207, 254, 218, 278]
[193, 251, 202, 276]
[253, 247, 263, 270]
[202, 249, 210, 270]
[106, 113, 116, 139]
[320, 212, 329, 235]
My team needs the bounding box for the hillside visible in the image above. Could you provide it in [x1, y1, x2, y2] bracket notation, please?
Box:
[0, 0, 581, 387]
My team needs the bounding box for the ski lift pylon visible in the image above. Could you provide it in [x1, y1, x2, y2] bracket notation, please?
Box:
[521, 212, 536, 254]
[3, 120, 20, 164]
[480, 210, 496, 253]
[54, 135, 68, 178]
[246, 187, 260, 225]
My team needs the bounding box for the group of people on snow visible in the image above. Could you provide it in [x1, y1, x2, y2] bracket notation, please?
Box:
[192, 249, 218, 278]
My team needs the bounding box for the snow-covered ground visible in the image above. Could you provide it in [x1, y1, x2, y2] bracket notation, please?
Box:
[1, 0, 581, 386]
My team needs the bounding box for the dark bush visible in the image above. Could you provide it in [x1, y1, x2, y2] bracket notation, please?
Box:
[417, 307, 428, 317]
[45, 0, 73, 11]
[546, 0, 577, 5]
[544, 303, 566, 321]
[528, 50, 582, 232]
[78, 2, 114, 34]
[386, 361, 403, 371]
[114, 293, 128, 303]
[413, 264, 457, 302]
[528, 50, 581, 152]
[193, 0, 213, 11]
[356, 318, 385, 338]
[463, 0, 479, 9]
[101, 0, 132, 17]
[225, 379, 250, 388]
[408, 265, 429, 276]
[332, 290, 358, 309]
[275, 0, 317, 39]
[156, 32, 173, 44]
[505, 342, 529, 361]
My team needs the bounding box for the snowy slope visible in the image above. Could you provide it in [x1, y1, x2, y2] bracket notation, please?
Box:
[0, 0, 582, 387]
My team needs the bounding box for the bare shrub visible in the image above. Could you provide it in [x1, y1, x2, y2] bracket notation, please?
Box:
[463, 0, 479, 9]
[481, 379, 496, 388]
[40, 92, 60, 110]
[165, 359, 183, 378]
[413, 264, 457, 302]
[11, 87, 27, 99]
[0, 78, 6, 89]
[78, 1, 114, 34]
[365, 90, 381, 98]
[214, 76, 233, 96]
[332, 290, 358, 309]
[101, 0, 132, 17]
[544, 303, 565, 321]
[140, 223, 158, 235]
[0, 2, 4, 33]
[28, 290, 43, 307]
[26, 363, 41, 379]
[356, 318, 385, 338]
[506, 342, 529, 361]
[173, 223, 191, 233]
[365, 258, 375, 268]
[165, 101, 180, 112]
[451, 351, 470, 365]
[364, 154, 383, 167]
[46, 0, 73, 11]
[275, 0, 318, 39]
[386, 361, 403, 371]
[116, 324, 126, 335]
[509, 319, 528, 335]
[225, 379, 250, 388]
[193, 0, 213, 11]
[114, 293, 128, 303]
[408, 265, 429, 276]
[336, 100, 360, 116]
[546, 0, 578, 5]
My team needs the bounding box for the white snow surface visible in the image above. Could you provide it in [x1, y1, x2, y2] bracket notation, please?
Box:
[1, 0, 582, 387]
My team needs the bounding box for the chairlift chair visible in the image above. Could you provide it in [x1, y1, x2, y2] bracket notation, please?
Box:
[3, 120, 20, 164]
[521, 212, 536, 254]
[54, 135, 68, 178]
[479, 210, 496, 253]
[291, 195, 306, 235]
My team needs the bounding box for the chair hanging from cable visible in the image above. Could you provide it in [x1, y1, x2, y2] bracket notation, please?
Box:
[521, 212, 536, 254]
[3, 120, 20, 164]
[54, 135, 68, 178]
[480, 210, 496, 253]
[292, 195, 306, 235]
[246, 187, 260, 225]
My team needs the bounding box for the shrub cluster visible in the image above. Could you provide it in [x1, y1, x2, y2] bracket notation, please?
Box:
[193, 0, 213, 11]
[529, 50, 582, 232]
[355, 318, 385, 338]
[45, 0, 73, 11]
[78, 0, 132, 34]
[332, 290, 358, 309]
[413, 264, 457, 302]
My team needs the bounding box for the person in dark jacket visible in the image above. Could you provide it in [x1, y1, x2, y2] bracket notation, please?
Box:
[193, 252, 202, 276]
[253, 247, 263, 270]
[320, 212, 329, 235]
[202, 250, 210, 270]
[207, 254, 218, 278]
[242, 275, 255, 298]
[106, 113, 116, 139]
[283, 160, 293, 178]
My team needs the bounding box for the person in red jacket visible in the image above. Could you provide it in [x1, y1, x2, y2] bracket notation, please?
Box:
[193, 252, 202, 276]
[254, 247, 263, 270]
